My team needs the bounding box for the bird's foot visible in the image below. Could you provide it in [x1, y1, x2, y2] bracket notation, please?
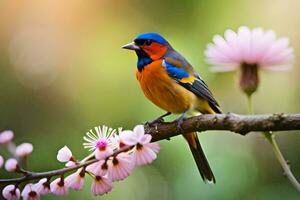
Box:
[145, 112, 171, 127]
[145, 117, 165, 127]
[174, 117, 185, 131]
[172, 111, 188, 131]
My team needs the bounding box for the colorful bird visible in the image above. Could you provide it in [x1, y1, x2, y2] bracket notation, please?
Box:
[122, 32, 221, 183]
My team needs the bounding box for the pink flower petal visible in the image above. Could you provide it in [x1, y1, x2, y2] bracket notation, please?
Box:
[119, 130, 137, 146]
[95, 147, 113, 160]
[86, 160, 108, 176]
[57, 146, 72, 162]
[35, 178, 50, 195]
[147, 143, 160, 154]
[50, 178, 68, 196]
[133, 125, 145, 141]
[108, 153, 134, 181]
[133, 144, 157, 166]
[139, 134, 152, 145]
[91, 175, 113, 196]
[205, 26, 293, 71]
[65, 169, 85, 190]
[21, 183, 40, 200]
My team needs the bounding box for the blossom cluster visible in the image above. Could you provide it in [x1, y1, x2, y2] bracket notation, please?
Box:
[0, 125, 160, 200]
[0, 130, 33, 173]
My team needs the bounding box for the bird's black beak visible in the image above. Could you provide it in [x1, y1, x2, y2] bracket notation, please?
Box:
[122, 42, 140, 50]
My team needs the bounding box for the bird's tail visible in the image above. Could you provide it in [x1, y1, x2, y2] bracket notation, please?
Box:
[184, 132, 216, 184]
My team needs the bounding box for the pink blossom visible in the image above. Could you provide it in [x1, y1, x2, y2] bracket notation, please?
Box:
[15, 143, 33, 157]
[120, 125, 148, 146]
[50, 178, 69, 196]
[130, 125, 160, 166]
[86, 160, 108, 176]
[91, 175, 113, 196]
[35, 178, 50, 195]
[83, 126, 117, 160]
[108, 153, 134, 181]
[205, 26, 294, 72]
[5, 158, 19, 172]
[21, 183, 40, 200]
[132, 144, 158, 166]
[57, 146, 74, 163]
[2, 185, 20, 200]
[65, 169, 85, 190]
[0, 155, 4, 168]
[0, 130, 14, 144]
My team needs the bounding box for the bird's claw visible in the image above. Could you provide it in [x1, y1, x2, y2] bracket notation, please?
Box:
[145, 117, 165, 127]
[173, 117, 185, 131]
[173, 111, 188, 132]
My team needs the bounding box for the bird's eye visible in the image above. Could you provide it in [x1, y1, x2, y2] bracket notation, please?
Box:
[145, 40, 152, 46]
[134, 40, 143, 45]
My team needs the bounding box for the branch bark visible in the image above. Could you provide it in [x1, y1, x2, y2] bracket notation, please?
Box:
[146, 113, 300, 141]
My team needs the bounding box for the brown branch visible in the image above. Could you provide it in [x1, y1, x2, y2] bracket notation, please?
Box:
[146, 113, 300, 141]
[1, 113, 300, 186]
[0, 146, 131, 185]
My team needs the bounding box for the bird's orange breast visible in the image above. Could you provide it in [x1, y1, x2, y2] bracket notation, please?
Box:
[136, 60, 198, 113]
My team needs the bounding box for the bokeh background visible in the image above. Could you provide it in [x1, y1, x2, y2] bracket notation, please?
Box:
[0, 0, 300, 199]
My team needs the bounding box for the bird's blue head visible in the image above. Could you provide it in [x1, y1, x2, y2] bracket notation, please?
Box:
[122, 32, 172, 71]
[134, 32, 169, 45]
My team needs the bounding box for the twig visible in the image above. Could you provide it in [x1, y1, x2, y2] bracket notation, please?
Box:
[0, 146, 131, 185]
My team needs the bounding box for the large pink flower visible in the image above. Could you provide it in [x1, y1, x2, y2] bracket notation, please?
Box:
[121, 125, 160, 166]
[205, 26, 293, 71]
[205, 26, 294, 96]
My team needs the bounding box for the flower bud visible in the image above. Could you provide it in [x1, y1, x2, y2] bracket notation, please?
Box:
[5, 158, 19, 172]
[57, 146, 73, 162]
[15, 143, 33, 157]
[0, 130, 14, 144]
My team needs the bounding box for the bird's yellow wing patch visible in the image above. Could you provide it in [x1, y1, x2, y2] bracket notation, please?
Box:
[180, 75, 196, 83]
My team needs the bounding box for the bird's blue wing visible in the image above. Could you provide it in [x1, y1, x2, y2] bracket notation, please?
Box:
[163, 52, 221, 112]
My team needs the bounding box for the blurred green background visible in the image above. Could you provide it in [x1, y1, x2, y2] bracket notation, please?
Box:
[0, 0, 300, 199]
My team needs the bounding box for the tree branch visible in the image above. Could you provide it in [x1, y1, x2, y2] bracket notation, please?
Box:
[1, 113, 300, 186]
[0, 146, 131, 185]
[146, 113, 300, 141]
